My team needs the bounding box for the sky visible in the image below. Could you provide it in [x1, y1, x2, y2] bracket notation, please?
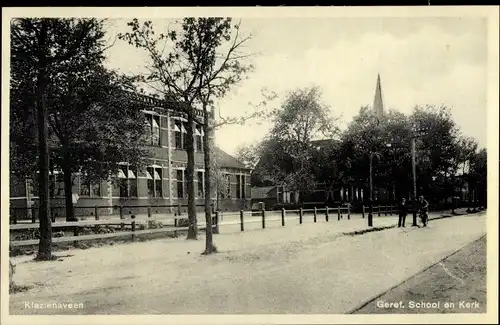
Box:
[103, 16, 488, 155]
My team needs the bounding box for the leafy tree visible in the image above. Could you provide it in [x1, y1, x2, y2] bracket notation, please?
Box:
[234, 143, 261, 170]
[409, 105, 463, 206]
[199, 88, 274, 254]
[339, 106, 390, 201]
[119, 18, 254, 243]
[257, 86, 339, 195]
[469, 148, 487, 207]
[339, 104, 476, 207]
[11, 18, 152, 259]
[46, 63, 151, 221]
[235, 142, 275, 187]
[11, 18, 111, 260]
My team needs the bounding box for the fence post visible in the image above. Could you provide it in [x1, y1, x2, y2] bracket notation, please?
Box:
[362, 205, 365, 219]
[147, 205, 152, 219]
[93, 206, 99, 233]
[348, 206, 351, 220]
[240, 210, 244, 232]
[389, 205, 392, 216]
[32, 208, 36, 223]
[214, 211, 220, 234]
[50, 207, 55, 223]
[73, 225, 79, 247]
[299, 208, 303, 224]
[131, 215, 136, 242]
[261, 209, 266, 229]
[177, 204, 181, 216]
[119, 205, 124, 231]
[281, 208, 285, 226]
[337, 207, 341, 221]
[174, 218, 178, 237]
[313, 207, 317, 223]
[325, 206, 329, 222]
[377, 205, 381, 217]
[12, 209, 17, 225]
[384, 205, 387, 216]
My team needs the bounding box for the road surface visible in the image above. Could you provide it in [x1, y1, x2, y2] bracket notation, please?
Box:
[9, 212, 486, 315]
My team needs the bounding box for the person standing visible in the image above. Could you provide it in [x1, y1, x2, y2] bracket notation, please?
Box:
[418, 195, 429, 227]
[398, 197, 408, 227]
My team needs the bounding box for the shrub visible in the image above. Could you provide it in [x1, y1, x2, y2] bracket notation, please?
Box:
[148, 220, 164, 229]
[177, 218, 189, 227]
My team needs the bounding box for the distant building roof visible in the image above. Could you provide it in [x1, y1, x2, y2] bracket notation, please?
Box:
[251, 186, 276, 199]
[311, 138, 340, 150]
[213, 147, 250, 170]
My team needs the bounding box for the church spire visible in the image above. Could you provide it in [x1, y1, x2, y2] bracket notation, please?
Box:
[373, 73, 384, 118]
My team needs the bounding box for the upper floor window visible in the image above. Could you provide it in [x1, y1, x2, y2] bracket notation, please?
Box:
[145, 114, 160, 146]
[174, 120, 188, 150]
[195, 125, 204, 152]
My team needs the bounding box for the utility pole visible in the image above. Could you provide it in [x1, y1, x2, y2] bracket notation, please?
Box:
[411, 124, 429, 227]
[411, 136, 418, 226]
[368, 152, 373, 227]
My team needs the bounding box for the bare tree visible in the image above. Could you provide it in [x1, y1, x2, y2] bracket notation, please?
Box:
[119, 18, 256, 241]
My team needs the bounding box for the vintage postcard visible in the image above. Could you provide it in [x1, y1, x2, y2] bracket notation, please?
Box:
[1, 6, 498, 325]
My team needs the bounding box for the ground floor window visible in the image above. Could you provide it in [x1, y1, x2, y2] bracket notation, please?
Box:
[177, 169, 185, 198]
[146, 166, 163, 198]
[117, 165, 137, 198]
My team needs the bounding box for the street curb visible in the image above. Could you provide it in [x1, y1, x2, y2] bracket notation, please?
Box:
[346, 233, 486, 314]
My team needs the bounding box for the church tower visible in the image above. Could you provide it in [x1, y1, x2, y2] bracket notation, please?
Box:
[373, 73, 384, 118]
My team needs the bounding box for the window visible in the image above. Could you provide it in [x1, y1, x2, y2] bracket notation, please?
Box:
[177, 169, 184, 198]
[146, 167, 155, 197]
[118, 165, 137, 198]
[129, 168, 137, 197]
[49, 173, 64, 197]
[145, 114, 160, 146]
[80, 178, 101, 197]
[236, 174, 241, 199]
[174, 120, 183, 149]
[174, 120, 190, 150]
[224, 174, 231, 198]
[197, 171, 204, 197]
[241, 175, 246, 199]
[91, 183, 101, 197]
[80, 181, 90, 196]
[195, 125, 203, 152]
[160, 116, 169, 147]
[155, 168, 162, 197]
[49, 174, 56, 197]
[146, 166, 163, 198]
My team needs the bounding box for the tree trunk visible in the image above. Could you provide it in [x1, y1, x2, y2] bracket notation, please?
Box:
[185, 113, 197, 240]
[35, 22, 53, 260]
[202, 117, 216, 254]
[62, 156, 76, 222]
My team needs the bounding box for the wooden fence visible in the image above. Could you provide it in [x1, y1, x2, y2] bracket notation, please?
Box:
[361, 205, 397, 218]
[9, 203, 212, 225]
[10, 204, 398, 247]
[10, 214, 219, 247]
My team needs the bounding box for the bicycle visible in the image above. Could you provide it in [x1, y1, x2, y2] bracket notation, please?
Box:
[418, 210, 428, 227]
